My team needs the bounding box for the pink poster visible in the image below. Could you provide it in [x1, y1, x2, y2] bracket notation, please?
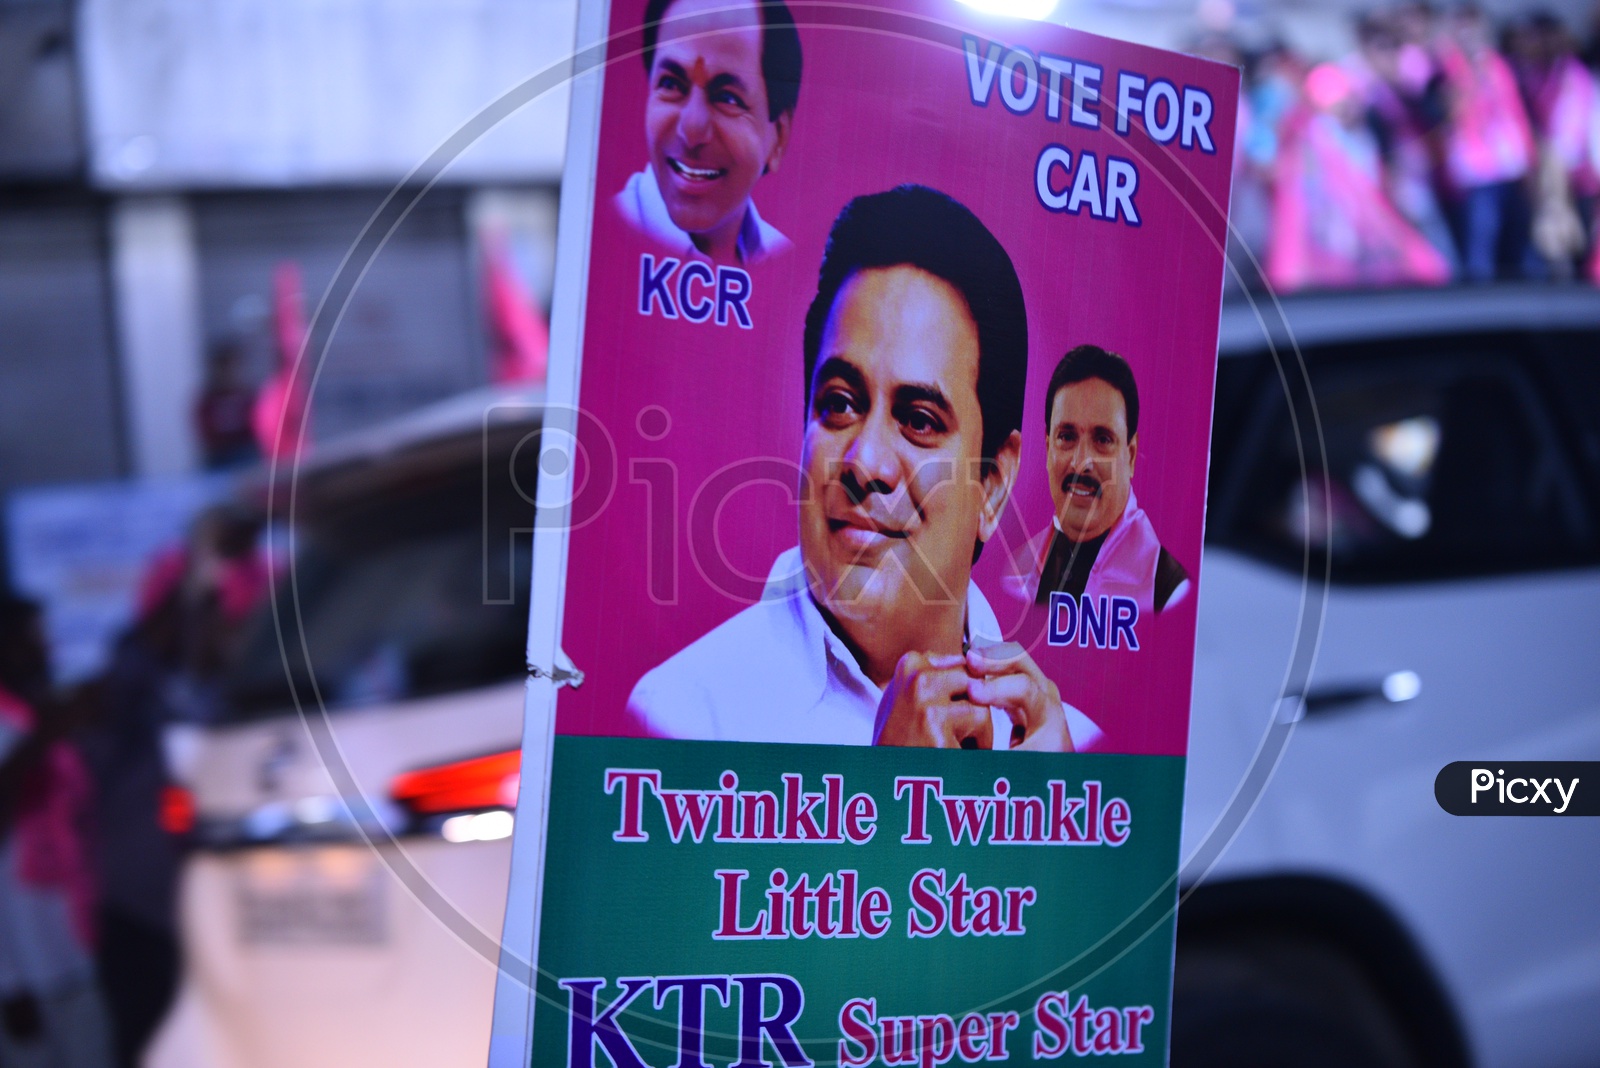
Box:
[495, 3, 1240, 1061]
[552, 0, 1237, 757]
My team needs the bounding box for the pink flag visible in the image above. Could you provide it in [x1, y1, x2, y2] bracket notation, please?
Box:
[484, 235, 549, 384]
[252, 261, 310, 463]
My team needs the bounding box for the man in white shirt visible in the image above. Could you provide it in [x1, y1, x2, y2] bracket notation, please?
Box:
[629, 186, 1100, 752]
[614, 0, 801, 265]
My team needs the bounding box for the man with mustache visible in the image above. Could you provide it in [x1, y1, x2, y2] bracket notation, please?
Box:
[1030, 345, 1190, 613]
[614, 0, 801, 265]
[627, 186, 1099, 751]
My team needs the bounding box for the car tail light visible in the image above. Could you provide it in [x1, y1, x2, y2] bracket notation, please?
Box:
[390, 749, 521, 818]
[159, 784, 195, 835]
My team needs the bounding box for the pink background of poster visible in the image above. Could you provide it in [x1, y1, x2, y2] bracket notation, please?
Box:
[553, 0, 1237, 756]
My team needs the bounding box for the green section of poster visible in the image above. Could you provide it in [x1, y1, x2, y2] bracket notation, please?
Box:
[531, 736, 1185, 1065]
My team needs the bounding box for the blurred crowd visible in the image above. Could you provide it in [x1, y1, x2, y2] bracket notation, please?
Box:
[1212, 3, 1600, 291]
[1, 507, 266, 1068]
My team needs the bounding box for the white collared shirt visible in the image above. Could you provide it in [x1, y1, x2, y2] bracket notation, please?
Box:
[627, 547, 1103, 749]
[615, 165, 791, 266]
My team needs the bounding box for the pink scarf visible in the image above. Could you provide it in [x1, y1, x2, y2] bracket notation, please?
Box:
[1442, 47, 1535, 188]
[1269, 110, 1451, 290]
[1083, 490, 1164, 617]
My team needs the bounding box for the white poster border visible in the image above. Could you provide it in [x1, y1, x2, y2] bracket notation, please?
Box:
[486, 0, 611, 1058]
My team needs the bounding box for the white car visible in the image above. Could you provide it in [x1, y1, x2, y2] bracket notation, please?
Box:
[1176, 284, 1600, 1067]
[155, 287, 1599, 1067]
[149, 387, 543, 1068]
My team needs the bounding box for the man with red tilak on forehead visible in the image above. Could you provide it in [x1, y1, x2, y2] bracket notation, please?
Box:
[615, 0, 801, 265]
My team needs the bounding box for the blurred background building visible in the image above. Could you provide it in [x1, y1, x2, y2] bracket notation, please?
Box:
[1, 0, 569, 495]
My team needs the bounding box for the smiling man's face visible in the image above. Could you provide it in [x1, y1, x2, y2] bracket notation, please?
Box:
[645, 0, 790, 258]
[800, 266, 1011, 643]
[1047, 377, 1137, 543]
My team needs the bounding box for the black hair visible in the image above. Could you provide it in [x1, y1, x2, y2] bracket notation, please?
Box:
[1355, 12, 1399, 47]
[1044, 345, 1140, 439]
[802, 185, 1029, 465]
[1527, 10, 1565, 35]
[640, 0, 802, 121]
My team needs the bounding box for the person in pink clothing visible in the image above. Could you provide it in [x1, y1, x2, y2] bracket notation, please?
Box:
[1350, 13, 1460, 273]
[1515, 12, 1599, 276]
[1025, 346, 1189, 616]
[0, 594, 114, 1068]
[1439, 5, 1539, 280]
[1514, 15, 1598, 190]
[1266, 62, 1452, 290]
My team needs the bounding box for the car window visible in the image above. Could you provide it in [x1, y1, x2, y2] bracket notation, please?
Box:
[1530, 330, 1600, 504]
[1209, 334, 1597, 583]
[223, 440, 536, 721]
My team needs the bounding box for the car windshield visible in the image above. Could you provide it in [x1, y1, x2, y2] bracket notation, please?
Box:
[222, 447, 533, 722]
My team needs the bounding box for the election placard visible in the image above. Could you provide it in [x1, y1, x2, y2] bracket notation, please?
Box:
[491, 0, 1237, 1063]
